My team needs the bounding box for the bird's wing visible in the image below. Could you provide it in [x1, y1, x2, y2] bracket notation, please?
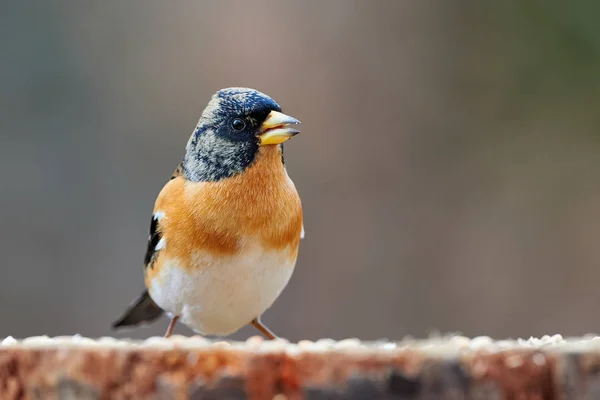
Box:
[112, 164, 185, 330]
[143, 163, 182, 272]
[142, 210, 163, 271]
[169, 162, 183, 180]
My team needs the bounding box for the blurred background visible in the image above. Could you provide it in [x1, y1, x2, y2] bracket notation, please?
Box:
[2, 1, 600, 342]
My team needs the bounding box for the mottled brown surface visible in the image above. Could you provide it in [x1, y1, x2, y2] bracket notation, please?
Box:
[3, 337, 599, 399]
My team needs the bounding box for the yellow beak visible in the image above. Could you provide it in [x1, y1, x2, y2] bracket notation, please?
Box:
[258, 110, 301, 146]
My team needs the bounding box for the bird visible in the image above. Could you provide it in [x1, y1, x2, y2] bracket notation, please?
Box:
[112, 87, 304, 340]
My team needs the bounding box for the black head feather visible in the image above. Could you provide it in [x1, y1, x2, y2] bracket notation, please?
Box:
[182, 87, 283, 182]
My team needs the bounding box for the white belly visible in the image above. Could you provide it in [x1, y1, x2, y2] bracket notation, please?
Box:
[148, 242, 296, 336]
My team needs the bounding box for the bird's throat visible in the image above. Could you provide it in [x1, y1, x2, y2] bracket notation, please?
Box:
[182, 130, 259, 182]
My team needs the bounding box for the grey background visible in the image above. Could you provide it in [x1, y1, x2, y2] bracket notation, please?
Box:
[2, 1, 600, 342]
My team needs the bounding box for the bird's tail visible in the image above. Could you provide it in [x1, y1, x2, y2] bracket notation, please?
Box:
[112, 290, 164, 329]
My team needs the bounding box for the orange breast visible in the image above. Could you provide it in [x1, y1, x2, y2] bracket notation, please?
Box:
[144, 145, 303, 286]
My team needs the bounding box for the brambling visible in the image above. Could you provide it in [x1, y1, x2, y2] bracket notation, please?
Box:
[112, 87, 303, 340]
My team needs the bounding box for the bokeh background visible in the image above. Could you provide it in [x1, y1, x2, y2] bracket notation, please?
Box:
[2, 1, 600, 342]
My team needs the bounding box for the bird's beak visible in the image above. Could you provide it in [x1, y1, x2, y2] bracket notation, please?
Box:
[258, 110, 301, 146]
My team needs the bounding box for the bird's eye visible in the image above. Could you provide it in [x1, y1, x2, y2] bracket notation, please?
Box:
[231, 118, 246, 131]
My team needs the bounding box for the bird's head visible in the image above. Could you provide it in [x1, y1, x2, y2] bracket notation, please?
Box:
[182, 87, 300, 182]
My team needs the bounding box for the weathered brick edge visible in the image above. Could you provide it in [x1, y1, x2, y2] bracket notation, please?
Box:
[0, 345, 581, 399]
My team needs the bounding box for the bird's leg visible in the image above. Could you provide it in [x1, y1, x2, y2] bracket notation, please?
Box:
[251, 317, 278, 340]
[164, 316, 179, 338]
